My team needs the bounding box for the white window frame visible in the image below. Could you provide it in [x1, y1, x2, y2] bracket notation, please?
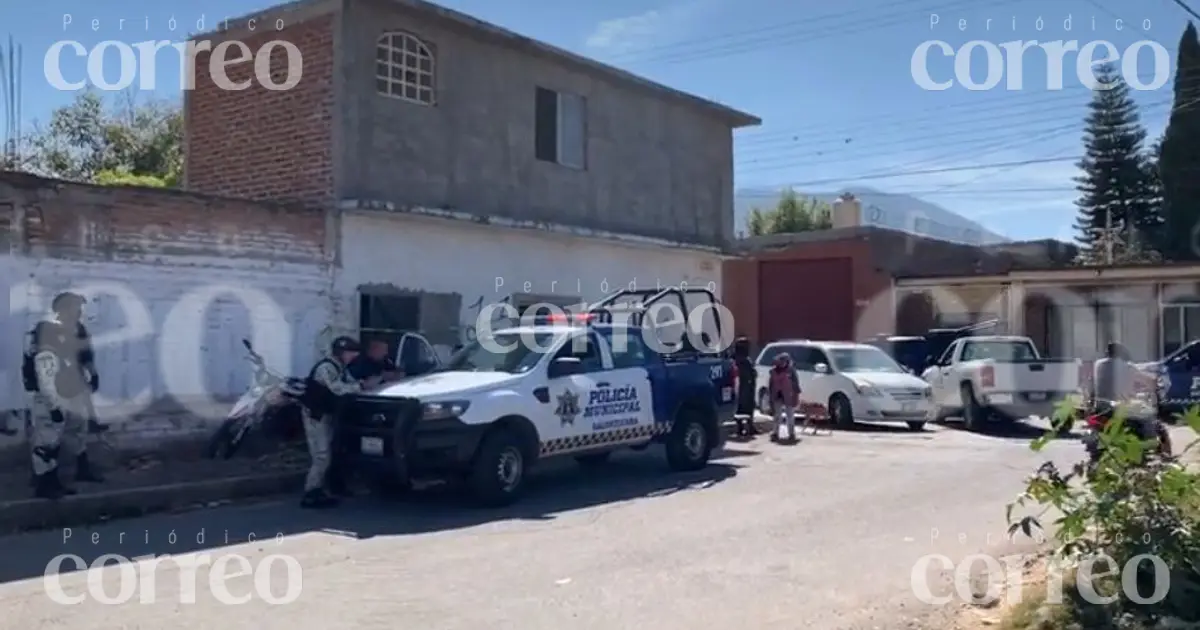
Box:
[375, 31, 435, 105]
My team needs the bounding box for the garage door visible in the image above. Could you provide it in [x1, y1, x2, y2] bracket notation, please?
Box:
[758, 258, 854, 343]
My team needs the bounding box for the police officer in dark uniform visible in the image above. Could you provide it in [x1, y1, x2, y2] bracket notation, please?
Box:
[733, 337, 758, 436]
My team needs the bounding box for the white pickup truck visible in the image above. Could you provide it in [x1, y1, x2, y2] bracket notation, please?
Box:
[921, 335, 1081, 430]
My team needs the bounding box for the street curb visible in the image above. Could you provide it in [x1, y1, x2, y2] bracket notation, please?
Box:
[0, 470, 305, 534]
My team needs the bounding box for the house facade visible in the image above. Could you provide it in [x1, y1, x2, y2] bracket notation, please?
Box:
[184, 0, 759, 349]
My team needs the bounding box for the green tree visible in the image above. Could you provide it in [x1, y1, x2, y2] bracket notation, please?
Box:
[1160, 22, 1200, 261]
[24, 91, 182, 186]
[1073, 64, 1160, 262]
[744, 189, 832, 236]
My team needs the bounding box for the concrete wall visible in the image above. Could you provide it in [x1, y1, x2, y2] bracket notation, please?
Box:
[335, 0, 736, 248]
[0, 174, 332, 452]
[334, 210, 722, 357]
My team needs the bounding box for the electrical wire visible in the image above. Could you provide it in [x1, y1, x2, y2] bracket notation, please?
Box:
[600, 0, 1001, 66]
[740, 93, 1200, 196]
[736, 68, 1189, 150]
[1168, 0, 1200, 22]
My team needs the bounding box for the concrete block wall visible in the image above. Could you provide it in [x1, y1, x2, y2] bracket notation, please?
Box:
[0, 173, 333, 457]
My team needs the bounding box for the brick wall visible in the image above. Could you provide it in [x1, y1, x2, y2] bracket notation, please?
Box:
[0, 172, 333, 456]
[184, 15, 336, 203]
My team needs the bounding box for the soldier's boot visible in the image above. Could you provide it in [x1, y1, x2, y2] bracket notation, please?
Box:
[75, 453, 105, 483]
[34, 471, 74, 500]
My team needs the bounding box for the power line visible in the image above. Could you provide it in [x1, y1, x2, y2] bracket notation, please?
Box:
[736, 67, 1191, 147]
[741, 93, 1200, 196]
[739, 86, 1193, 181]
[736, 108, 1100, 169]
[1168, 0, 1200, 21]
[736, 186, 1076, 196]
[602, 0, 995, 66]
[753, 156, 1078, 189]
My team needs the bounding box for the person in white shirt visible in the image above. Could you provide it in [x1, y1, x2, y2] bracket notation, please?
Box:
[1092, 342, 1141, 402]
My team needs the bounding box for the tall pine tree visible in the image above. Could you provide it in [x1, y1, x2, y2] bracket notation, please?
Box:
[1160, 22, 1200, 261]
[1073, 64, 1157, 262]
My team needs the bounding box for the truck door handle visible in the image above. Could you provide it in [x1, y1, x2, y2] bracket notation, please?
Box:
[595, 382, 610, 387]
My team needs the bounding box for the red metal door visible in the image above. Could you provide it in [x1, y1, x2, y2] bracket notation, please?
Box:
[758, 258, 854, 343]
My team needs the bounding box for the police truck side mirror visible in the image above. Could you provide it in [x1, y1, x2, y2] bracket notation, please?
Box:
[548, 357, 582, 378]
[814, 363, 829, 374]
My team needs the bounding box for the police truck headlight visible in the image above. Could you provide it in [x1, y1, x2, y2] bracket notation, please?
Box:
[422, 400, 470, 419]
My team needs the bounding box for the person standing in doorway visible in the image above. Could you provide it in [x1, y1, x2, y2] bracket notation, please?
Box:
[299, 336, 362, 508]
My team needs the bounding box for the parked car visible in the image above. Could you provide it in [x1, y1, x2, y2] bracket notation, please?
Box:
[753, 340, 935, 430]
[922, 335, 1081, 431]
[867, 320, 1000, 374]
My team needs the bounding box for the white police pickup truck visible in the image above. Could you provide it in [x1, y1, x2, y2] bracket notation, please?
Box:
[339, 288, 737, 506]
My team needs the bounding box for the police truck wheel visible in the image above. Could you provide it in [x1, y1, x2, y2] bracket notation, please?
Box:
[665, 407, 712, 471]
[468, 429, 527, 507]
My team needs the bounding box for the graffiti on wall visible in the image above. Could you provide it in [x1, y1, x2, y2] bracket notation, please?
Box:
[462, 295, 512, 345]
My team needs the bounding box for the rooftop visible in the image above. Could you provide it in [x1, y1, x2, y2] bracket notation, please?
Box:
[197, 0, 761, 128]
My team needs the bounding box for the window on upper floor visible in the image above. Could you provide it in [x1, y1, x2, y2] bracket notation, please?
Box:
[376, 31, 435, 105]
[534, 86, 586, 169]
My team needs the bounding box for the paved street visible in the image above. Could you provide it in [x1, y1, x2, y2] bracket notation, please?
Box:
[0, 421, 1131, 629]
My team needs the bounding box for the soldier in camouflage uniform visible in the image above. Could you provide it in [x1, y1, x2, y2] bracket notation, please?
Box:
[300, 336, 361, 508]
[28, 292, 105, 499]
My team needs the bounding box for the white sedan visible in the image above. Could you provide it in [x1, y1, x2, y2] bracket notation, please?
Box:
[754, 340, 935, 430]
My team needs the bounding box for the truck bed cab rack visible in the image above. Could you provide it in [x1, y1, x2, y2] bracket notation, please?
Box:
[535, 287, 727, 353]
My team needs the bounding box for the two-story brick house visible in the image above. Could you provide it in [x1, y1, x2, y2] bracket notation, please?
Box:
[184, 0, 758, 352]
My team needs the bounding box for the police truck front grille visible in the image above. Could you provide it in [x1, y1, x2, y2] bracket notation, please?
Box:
[347, 398, 419, 429]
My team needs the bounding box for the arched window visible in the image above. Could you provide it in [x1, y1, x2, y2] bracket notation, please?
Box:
[375, 31, 435, 105]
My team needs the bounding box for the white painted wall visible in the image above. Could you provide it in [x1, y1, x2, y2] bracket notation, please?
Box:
[1, 253, 331, 422]
[336, 212, 723, 353]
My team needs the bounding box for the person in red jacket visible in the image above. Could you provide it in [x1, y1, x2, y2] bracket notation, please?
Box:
[768, 353, 800, 442]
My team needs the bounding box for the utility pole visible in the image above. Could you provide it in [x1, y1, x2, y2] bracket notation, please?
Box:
[1104, 206, 1114, 265]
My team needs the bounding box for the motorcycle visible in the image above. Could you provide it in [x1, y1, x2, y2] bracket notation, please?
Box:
[1082, 397, 1172, 471]
[205, 339, 306, 459]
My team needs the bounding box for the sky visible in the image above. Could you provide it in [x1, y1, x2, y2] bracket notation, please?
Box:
[0, 0, 1196, 242]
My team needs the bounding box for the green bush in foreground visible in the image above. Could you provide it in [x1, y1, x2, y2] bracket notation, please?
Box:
[1006, 400, 1200, 625]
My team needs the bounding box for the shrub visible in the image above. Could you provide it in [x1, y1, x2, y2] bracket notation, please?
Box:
[1006, 400, 1200, 624]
